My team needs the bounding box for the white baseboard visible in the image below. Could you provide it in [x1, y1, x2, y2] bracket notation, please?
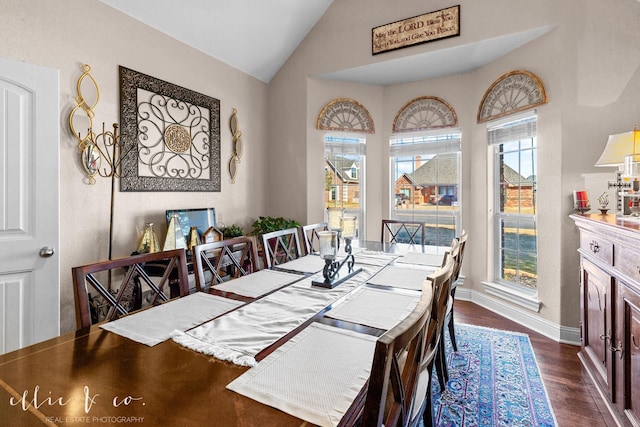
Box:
[455, 286, 581, 345]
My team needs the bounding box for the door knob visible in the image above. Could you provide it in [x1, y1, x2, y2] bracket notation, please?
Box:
[39, 247, 55, 258]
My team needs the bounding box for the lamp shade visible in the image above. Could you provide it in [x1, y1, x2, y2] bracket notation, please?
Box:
[595, 130, 640, 167]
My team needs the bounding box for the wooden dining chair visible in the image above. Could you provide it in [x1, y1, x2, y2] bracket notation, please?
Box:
[192, 236, 260, 291]
[431, 242, 458, 390]
[72, 248, 189, 329]
[413, 255, 455, 425]
[261, 227, 303, 268]
[300, 222, 328, 255]
[446, 230, 467, 352]
[381, 219, 426, 245]
[360, 266, 436, 427]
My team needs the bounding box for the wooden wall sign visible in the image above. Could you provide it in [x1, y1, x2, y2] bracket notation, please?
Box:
[372, 5, 460, 55]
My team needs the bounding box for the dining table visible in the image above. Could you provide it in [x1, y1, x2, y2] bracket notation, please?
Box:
[0, 241, 446, 427]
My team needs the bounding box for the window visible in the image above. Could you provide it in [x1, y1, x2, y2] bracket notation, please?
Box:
[324, 134, 366, 238]
[389, 129, 461, 246]
[488, 112, 537, 290]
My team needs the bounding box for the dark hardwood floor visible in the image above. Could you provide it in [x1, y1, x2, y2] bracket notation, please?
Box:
[453, 300, 617, 427]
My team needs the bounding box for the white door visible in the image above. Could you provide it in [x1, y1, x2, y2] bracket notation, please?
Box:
[0, 57, 59, 354]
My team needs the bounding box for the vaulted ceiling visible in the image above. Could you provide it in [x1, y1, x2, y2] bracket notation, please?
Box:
[99, 0, 551, 85]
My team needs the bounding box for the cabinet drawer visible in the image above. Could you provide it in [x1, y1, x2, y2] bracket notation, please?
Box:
[617, 247, 640, 283]
[580, 231, 613, 266]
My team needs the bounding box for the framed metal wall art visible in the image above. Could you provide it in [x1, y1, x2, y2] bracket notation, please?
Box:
[119, 66, 221, 192]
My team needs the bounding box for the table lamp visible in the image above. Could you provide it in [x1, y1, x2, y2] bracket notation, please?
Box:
[595, 127, 640, 217]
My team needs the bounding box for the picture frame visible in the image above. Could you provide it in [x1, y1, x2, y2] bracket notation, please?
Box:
[573, 190, 590, 213]
[119, 66, 221, 192]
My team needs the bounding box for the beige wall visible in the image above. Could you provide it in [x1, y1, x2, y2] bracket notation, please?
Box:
[270, 0, 640, 333]
[0, 0, 270, 333]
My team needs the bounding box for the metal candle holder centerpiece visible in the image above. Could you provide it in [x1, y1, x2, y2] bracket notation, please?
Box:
[312, 209, 362, 288]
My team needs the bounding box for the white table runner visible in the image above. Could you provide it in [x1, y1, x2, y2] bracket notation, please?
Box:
[367, 265, 433, 291]
[212, 269, 301, 298]
[272, 254, 328, 274]
[100, 292, 244, 346]
[227, 323, 376, 427]
[395, 252, 444, 267]
[172, 259, 391, 366]
[353, 250, 401, 267]
[325, 286, 421, 330]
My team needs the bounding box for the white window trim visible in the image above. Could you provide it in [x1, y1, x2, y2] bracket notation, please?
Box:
[482, 281, 541, 312]
[388, 129, 462, 241]
[486, 110, 539, 298]
[323, 132, 367, 240]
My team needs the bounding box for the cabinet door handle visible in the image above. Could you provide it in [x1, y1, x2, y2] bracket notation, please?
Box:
[589, 240, 600, 253]
[610, 340, 624, 359]
[599, 333, 610, 342]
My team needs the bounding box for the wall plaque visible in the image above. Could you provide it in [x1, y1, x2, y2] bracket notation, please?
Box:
[372, 5, 460, 55]
[119, 66, 221, 192]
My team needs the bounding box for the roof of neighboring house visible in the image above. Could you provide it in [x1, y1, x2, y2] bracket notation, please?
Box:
[325, 155, 359, 184]
[503, 166, 535, 185]
[399, 153, 533, 187]
[404, 153, 459, 186]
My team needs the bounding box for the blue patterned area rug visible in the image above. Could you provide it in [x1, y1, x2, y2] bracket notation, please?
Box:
[429, 324, 557, 427]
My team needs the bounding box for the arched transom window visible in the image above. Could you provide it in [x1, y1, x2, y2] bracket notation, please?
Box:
[393, 96, 458, 133]
[477, 70, 547, 123]
[316, 98, 375, 134]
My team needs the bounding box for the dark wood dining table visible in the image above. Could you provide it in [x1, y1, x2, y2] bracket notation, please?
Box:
[0, 242, 444, 426]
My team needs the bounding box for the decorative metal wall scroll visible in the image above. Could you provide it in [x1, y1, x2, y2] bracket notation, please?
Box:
[119, 66, 221, 192]
[392, 96, 458, 133]
[316, 98, 375, 134]
[477, 70, 547, 123]
[229, 108, 243, 183]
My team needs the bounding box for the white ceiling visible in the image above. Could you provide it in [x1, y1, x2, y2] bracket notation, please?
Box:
[99, 0, 334, 83]
[99, 0, 552, 85]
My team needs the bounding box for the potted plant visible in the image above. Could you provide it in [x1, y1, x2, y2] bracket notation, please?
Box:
[223, 224, 245, 239]
[251, 216, 300, 237]
[251, 216, 301, 257]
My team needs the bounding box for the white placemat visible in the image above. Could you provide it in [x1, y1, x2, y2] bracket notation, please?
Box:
[395, 252, 444, 267]
[100, 292, 244, 346]
[213, 269, 301, 298]
[325, 286, 421, 330]
[352, 250, 399, 267]
[272, 255, 327, 274]
[171, 262, 384, 366]
[227, 323, 376, 427]
[367, 265, 433, 291]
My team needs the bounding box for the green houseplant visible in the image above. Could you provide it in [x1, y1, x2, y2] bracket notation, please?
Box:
[223, 224, 245, 239]
[251, 216, 300, 237]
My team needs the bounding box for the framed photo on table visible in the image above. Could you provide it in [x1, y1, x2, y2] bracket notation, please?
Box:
[573, 190, 590, 213]
[119, 66, 221, 192]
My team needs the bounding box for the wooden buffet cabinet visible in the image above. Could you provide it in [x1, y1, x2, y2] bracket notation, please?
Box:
[572, 214, 640, 426]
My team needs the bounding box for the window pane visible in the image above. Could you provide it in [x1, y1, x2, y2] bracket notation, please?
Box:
[324, 135, 365, 237]
[390, 133, 461, 247]
[492, 118, 537, 290]
[498, 142, 536, 215]
[498, 216, 537, 289]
